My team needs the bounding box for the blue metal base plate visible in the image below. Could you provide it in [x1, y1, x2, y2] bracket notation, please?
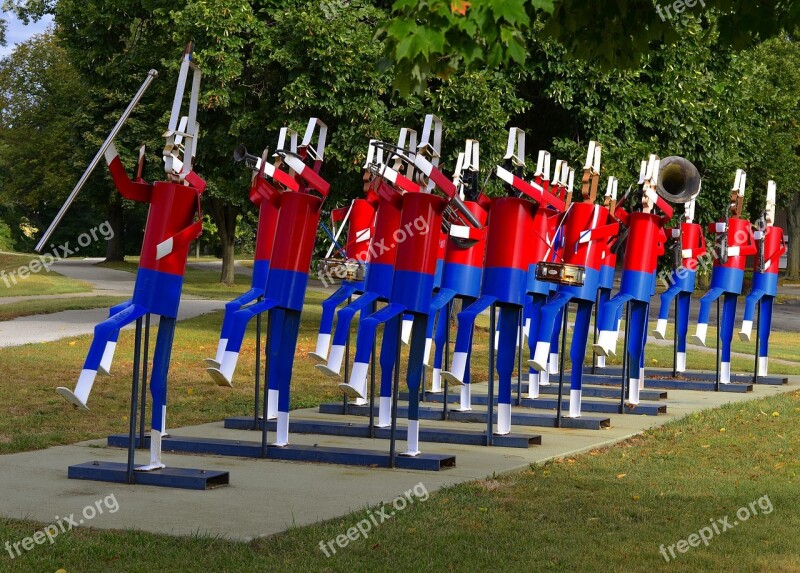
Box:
[223, 417, 541, 448]
[575, 373, 753, 393]
[592, 366, 785, 385]
[536, 384, 668, 401]
[68, 461, 229, 490]
[108, 434, 455, 471]
[405, 392, 666, 416]
[319, 403, 611, 430]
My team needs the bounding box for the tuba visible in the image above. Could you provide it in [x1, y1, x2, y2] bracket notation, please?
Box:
[655, 156, 701, 204]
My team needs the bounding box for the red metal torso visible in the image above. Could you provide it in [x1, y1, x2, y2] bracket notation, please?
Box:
[345, 198, 377, 261]
[561, 202, 610, 271]
[139, 181, 199, 275]
[484, 197, 538, 271]
[444, 201, 489, 267]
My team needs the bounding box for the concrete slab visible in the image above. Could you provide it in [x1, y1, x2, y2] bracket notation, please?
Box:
[0, 376, 795, 541]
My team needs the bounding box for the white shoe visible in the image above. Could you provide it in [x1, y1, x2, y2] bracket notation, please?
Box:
[652, 319, 667, 340]
[136, 432, 166, 472]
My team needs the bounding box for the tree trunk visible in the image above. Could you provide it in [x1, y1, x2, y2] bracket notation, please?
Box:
[786, 192, 800, 281]
[209, 197, 239, 285]
[104, 195, 125, 262]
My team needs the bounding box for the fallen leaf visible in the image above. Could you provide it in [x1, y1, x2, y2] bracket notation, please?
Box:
[616, 473, 626, 479]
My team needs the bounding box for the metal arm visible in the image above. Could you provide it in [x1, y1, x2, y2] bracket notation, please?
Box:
[35, 69, 158, 252]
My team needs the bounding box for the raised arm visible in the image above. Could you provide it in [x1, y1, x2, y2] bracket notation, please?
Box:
[104, 143, 153, 203]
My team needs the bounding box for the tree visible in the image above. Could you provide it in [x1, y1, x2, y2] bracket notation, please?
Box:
[0, 32, 107, 254]
[738, 34, 800, 279]
[383, 0, 800, 95]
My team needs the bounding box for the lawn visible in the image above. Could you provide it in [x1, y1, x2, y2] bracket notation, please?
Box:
[2, 288, 799, 455]
[0, 253, 92, 297]
[1, 390, 798, 572]
[2, 284, 800, 572]
[98, 258, 254, 300]
[0, 295, 127, 321]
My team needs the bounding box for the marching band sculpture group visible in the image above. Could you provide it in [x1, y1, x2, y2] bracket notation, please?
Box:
[44, 47, 786, 471]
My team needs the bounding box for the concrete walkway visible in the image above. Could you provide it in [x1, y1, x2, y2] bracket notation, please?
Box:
[0, 259, 224, 348]
[0, 378, 795, 541]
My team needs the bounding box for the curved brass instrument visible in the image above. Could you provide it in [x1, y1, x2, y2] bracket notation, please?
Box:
[656, 156, 701, 204]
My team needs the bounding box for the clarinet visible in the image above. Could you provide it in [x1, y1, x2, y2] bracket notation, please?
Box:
[755, 213, 767, 272]
[719, 205, 730, 265]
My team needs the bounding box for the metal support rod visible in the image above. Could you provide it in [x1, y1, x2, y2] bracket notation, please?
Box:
[343, 295, 352, 415]
[620, 303, 631, 414]
[36, 70, 159, 252]
[127, 317, 144, 485]
[516, 307, 523, 407]
[261, 312, 272, 458]
[672, 295, 679, 377]
[486, 304, 496, 445]
[556, 303, 568, 428]
[368, 299, 377, 437]
[389, 318, 402, 468]
[139, 313, 150, 447]
[715, 297, 721, 392]
[592, 291, 600, 375]
[443, 300, 451, 419]
[254, 297, 262, 429]
[753, 299, 761, 383]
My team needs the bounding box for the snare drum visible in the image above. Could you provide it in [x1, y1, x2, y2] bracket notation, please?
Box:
[319, 258, 366, 282]
[536, 262, 586, 287]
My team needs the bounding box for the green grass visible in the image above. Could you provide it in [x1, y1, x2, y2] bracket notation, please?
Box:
[0, 296, 127, 321]
[97, 258, 254, 300]
[2, 391, 800, 572]
[0, 253, 92, 297]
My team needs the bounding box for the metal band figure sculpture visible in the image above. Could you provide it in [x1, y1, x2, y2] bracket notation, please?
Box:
[523, 154, 571, 398]
[56, 45, 205, 471]
[310, 132, 419, 392]
[314, 130, 420, 428]
[689, 169, 757, 384]
[441, 130, 567, 432]
[207, 118, 331, 446]
[651, 181, 706, 373]
[429, 140, 490, 397]
[593, 176, 622, 371]
[528, 142, 615, 418]
[593, 155, 689, 405]
[339, 115, 484, 452]
[308, 140, 382, 366]
[205, 128, 298, 378]
[739, 181, 785, 377]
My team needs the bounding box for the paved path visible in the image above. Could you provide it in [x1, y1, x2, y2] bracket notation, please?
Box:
[0, 259, 223, 348]
[0, 378, 795, 541]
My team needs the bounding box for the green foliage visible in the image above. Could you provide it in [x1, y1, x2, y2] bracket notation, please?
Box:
[0, 218, 13, 250]
[384, 0, 800, 95]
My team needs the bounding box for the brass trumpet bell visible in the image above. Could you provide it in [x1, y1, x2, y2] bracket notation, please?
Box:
[656, 156, 701, 203]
